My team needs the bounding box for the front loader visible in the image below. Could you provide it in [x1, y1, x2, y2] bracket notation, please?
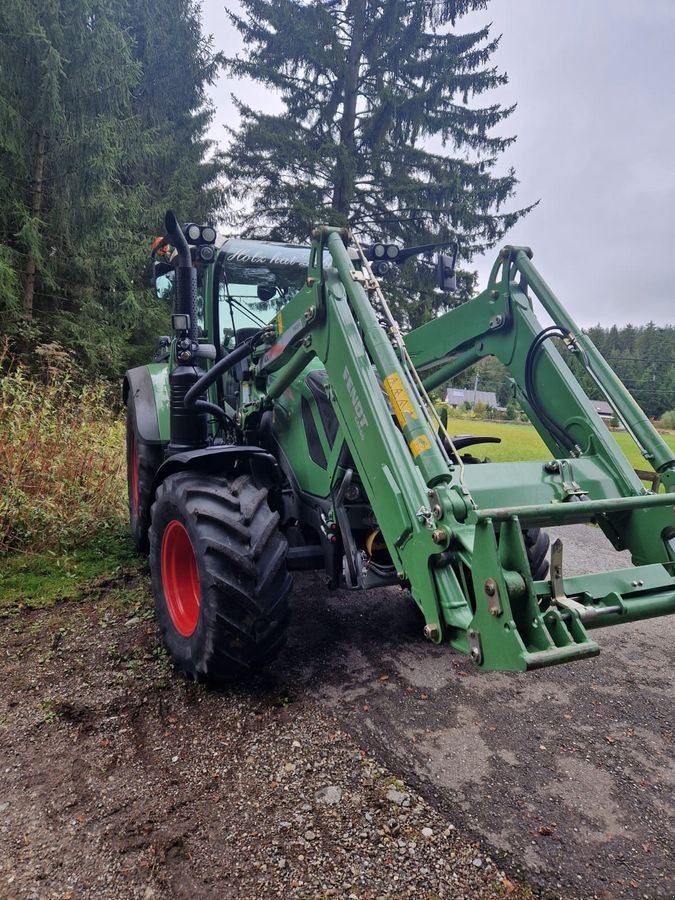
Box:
[123, 211, 675, 680]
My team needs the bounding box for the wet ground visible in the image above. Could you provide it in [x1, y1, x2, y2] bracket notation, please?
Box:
[281, 525, 675, 898]
[1, 524, 673, 898]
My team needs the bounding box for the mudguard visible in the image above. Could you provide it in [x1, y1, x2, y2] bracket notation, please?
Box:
[151, 446, 281, 496]
[122, 364, 170, 444]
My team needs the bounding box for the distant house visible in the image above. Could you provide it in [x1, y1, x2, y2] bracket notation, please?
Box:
[590, 399, 615, 421]
[445, 388, 498, 409]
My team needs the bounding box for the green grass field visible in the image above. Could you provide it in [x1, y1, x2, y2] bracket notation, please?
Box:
[449, 418, 675, 472]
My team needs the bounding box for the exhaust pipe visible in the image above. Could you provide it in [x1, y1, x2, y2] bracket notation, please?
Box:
[164, 210, 208, 453]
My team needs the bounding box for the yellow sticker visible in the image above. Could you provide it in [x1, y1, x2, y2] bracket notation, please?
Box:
[409, 435, 431, 457]
[276, 311, 284, 335]
[383, 373, 418, 428]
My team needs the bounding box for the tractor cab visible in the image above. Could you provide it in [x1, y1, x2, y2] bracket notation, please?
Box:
[215, 239, 310, 350]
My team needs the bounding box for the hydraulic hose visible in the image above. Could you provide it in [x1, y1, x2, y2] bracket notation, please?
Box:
[183, 331, 265, 408]
[524, 327, 578, 453]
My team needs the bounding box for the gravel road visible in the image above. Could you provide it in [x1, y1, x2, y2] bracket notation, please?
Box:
[279, 525, 675, 899]
[1, 524, 672, 898]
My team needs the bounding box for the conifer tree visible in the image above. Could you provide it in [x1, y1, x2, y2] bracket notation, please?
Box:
[0, 0, 140, 323]
[122, 0, 225, 230]
[0, 0, 224, 376]
[224, 0, 532, 259]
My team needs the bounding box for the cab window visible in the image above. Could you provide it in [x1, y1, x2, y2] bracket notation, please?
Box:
[216, 240, 310, 350]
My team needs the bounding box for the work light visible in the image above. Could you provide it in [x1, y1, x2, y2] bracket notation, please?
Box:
[186, 224, 201, 242]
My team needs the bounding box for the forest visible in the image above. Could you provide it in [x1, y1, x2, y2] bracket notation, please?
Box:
[0, 0, 224, 377]
[0, 0, 672, 419]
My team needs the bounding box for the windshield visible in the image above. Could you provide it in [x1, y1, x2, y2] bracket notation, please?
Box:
[217, 239, 311, 347]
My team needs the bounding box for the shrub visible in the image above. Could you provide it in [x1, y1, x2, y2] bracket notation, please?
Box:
[0, 345, 126, 553]
[656, 409, 675, 430]
[434, 402, 466, 420]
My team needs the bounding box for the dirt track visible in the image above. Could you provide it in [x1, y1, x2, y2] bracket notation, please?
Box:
[0, 525, 673, 898]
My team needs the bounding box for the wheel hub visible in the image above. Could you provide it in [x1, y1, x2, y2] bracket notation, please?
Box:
[161, 520, 200, 636]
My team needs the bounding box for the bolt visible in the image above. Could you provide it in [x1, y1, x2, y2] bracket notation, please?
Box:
[303, 305, 316, 320]
[427, 489, 435, 498]
[490, 289, 499, 299]
[396, 571, 405, 580]
[432, 529, 447, 545]
[424, 624, 440, 641]
[302, 335, 312, 347]
[432, 504, 442, 519]
[484, 578, 496, 596]
[470, 647, 481, 662]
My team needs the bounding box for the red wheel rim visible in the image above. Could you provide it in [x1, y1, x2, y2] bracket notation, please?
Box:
[130, 432, 139, 515]
[161, 520, 201, 636]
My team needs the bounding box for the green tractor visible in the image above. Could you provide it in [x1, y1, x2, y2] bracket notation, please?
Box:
[123, 211, 675, 681]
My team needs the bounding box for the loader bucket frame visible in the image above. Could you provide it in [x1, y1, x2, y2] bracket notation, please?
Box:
[233, 233, 675, 671]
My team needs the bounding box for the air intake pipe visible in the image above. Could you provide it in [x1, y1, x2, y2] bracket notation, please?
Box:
[164, 210, 208, 452]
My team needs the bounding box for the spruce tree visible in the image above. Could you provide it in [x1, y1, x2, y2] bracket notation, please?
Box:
[0, 0, 140, 321]
[122, 0, 225, 231]
[0, 0, 224, 376]
[224, 0, 532, 260]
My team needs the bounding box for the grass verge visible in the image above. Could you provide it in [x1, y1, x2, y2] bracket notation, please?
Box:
[0, 531, 142, 616]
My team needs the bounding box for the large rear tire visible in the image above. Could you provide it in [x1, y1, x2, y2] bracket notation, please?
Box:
[126, 396, 163, 553]
[149, 471, 291, 681]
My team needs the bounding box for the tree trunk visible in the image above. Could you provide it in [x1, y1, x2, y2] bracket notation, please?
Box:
[331, 0, 366, 219]
[23, 126, 47, 319]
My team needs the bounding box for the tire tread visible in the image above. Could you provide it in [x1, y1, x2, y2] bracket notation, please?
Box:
[150, 471, 291, 682]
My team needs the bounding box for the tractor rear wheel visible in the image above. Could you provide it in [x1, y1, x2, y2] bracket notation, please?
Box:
[524, 526, 550, 580]
[126, 396, 163, 553]
[149, 471, 291, 681]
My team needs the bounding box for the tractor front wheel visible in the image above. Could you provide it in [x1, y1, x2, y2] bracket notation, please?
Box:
[126, 395, 163, 553]
[149, 471, 291, 681]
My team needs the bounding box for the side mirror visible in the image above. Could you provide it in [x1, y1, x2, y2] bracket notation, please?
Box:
[257, 284, 277, 302]
[436, 242, 459, 292]
[153, 261, 174, 300]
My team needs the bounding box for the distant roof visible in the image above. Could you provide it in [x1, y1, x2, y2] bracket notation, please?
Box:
[591, 400, 614, 416]
[446, 388, 498, 406]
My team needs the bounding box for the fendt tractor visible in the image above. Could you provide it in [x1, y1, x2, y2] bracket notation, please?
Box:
[123, 211, 675, 681]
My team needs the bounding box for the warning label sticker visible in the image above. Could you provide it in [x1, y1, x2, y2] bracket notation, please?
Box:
[409, 435, 431, 457]
[383, 373, 418, 429]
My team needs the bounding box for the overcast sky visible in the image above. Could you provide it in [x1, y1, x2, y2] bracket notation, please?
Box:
[201, 0, 675, 328]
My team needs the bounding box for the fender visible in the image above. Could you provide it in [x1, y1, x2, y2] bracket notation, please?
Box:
[122, 364, 170, 444]
[151, 446, 282, 496]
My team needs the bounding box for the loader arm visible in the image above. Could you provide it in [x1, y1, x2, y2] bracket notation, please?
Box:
[243, 231, 675, 672]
